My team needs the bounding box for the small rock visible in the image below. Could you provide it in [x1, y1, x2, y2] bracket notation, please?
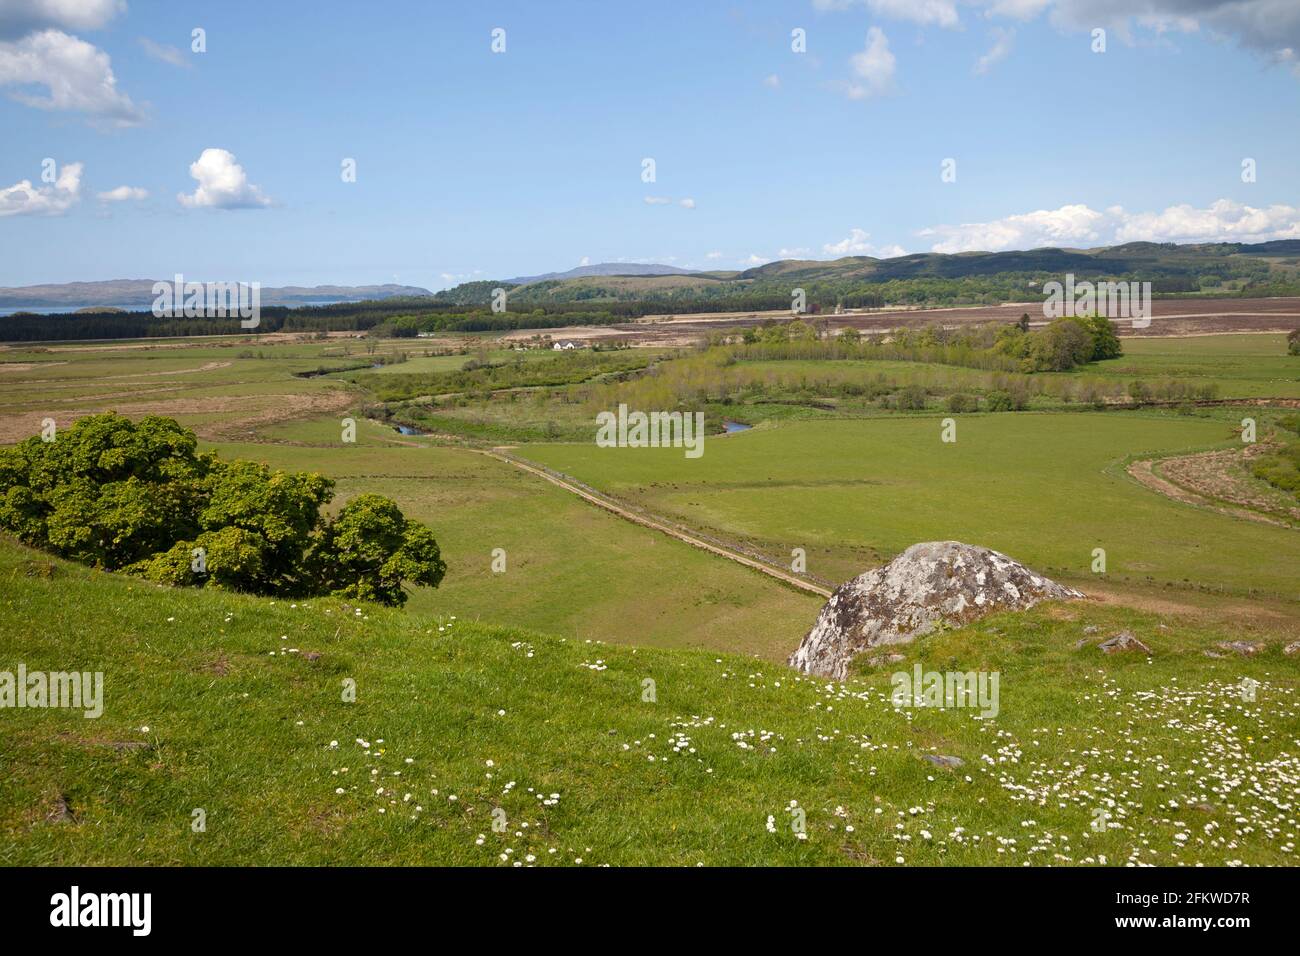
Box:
[923, 755, 964, 768]
[303, 651, 322, 662]
[1073, 638, 1090, 650]
[1099, 631, 1152, 655]
[1082, 625, 1099, 635]
[1217, 641, 1262, 656]
[865, 652, 907, 667]
[47, 793, 76, 823]
[1203, 650, 1225, 659]
[1283, 641, 1300, 656]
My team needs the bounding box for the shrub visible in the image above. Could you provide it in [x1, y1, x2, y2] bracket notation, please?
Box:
[896, 385, 928, 410]
[986, 390, 1014, 412]
[0, 414, 444, 606]
[946, 393, 978, 413]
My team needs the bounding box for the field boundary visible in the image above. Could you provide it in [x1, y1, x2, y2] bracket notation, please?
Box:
[479, 448, 835, 598]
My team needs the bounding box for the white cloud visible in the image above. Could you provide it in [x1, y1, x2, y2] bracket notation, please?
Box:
[578, 256, 591, 266]
[814, 0, 959, 28]
[847, 27, 896, 98]
[823, 228, 906, 258]
[705, 251, 723, 260]
[138, 36, 188, 67]
[97, 184, 146, 202]
[869, 0, 959, 28]
[644, 195, 694, 209]
[918, 199, 1300, 252]
[0, 159, 80, 216]
[178, 148, 272, 209]
[0, 0, 124, 37]
[0, 28, 143, 125]
[1114, 199, 1300, 244]
[919, 203, 1108, 252]
[763, 73, 780, 88]
[974, 27, 1015, 74]
[983, 0, 1052, 19]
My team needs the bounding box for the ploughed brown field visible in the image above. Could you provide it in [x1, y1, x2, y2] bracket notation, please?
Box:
[499, 296, 1300, 348]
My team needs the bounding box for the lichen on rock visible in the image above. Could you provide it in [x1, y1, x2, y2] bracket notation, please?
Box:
[788, 541, 1084, 680]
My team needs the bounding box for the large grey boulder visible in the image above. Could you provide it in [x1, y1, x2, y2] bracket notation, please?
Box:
[788, 541, 1084, 680]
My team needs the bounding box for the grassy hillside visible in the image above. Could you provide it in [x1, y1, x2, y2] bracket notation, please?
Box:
[2, 536, 1297, 866]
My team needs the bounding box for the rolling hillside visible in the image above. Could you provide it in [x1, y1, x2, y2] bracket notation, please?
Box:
[2, 535, 1297, 866]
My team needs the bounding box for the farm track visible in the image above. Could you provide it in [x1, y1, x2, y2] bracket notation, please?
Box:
[478, 447, 834, 598]
[1127, 452, 1299, 529]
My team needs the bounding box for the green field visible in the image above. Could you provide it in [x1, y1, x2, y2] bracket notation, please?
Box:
[522, 413, 1300, 599]
[211, 429, 820, 660]
[1072, 334, 1300, 399]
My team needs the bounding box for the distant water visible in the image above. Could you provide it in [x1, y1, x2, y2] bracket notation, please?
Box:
[0, 305, 140, 316]
[723, 420, 753, 433]
[0, 298, 356, 317]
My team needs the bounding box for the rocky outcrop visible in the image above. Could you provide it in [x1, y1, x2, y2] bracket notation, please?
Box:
[788, 541, 1083, 680]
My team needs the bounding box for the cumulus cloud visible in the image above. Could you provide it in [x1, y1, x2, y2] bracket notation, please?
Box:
[177, 148, 272, 209]
[0, 0, 123, 37]
[823, 228, 906, 258]
[138, 36, 188, 67]
[97, 184, 146, 202]
[847, 27, 895, 99]
[918, 199, 1300, 252]
[0, 159, 81, 216]
[975, 27, 1016, 74]
[679, 198, 695, 209]
[0, 28, 144, 125]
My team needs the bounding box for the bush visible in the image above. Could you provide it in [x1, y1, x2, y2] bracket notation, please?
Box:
[946, 393, 978, 413]
[1289, 329, 1300, 356]
[0, 414, 445, 606]
[896, 385, 928, 410]
[986, 390, 1014, 412]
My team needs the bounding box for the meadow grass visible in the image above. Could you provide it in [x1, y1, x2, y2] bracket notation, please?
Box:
[1, 537, 1296, 866]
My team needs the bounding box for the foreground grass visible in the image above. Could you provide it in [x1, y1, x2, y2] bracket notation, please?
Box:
[2, 538, 1297, 866]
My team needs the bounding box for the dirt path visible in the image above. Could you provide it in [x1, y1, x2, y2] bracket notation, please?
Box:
[1127, 456, 1296, 529]
[479, 448, 833, 598]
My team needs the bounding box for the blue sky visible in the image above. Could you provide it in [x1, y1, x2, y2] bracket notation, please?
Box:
[2, 0, 1298, 289]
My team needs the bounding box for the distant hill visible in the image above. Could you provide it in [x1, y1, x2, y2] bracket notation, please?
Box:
[458, 240, 1300, 307]
[0, 280, 433, 312]
[505, 262, 699, 285]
